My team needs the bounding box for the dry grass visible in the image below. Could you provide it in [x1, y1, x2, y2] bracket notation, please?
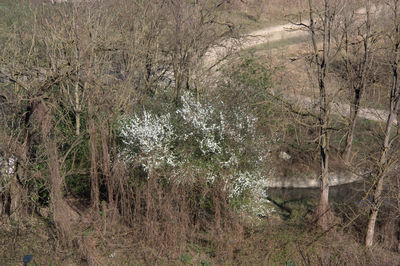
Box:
[3, 202, 399, 265]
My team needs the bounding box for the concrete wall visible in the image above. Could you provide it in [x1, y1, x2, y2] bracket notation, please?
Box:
[265, 171, 363, 188]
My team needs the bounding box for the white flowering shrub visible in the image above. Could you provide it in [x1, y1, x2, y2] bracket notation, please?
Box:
[0, 156, 15, 176]
[225, 106, 258, 144]
[119, 92, 273, 216]
[227, 170, 274, 217]
[0, 156, 15, 195]
[176, 92, 224, 155]
[119, 111, 177, 172]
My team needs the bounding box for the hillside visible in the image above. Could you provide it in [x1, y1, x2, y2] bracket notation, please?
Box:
[0, 0, 399, 265]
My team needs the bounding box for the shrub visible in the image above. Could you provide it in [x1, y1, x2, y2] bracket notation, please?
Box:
[119, 92, 273, 217]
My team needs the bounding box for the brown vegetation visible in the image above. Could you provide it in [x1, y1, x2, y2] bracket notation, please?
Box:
[0, 0, 399, 264]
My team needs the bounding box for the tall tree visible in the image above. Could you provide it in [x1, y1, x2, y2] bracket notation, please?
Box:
[365, 0, 400, 247]
[296, 0, 346, 229]
[342, 1, 374, 163]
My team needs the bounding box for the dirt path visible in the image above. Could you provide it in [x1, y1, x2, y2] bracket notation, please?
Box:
[286, 93, 397, 125]
[204, 16, 397, 125]
[204, 23, 306, 69]
[204, 11, 395, 187]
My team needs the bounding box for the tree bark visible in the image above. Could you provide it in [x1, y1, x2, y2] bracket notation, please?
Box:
[74, 80, 81, 136]
[10, 171, 23, 218]
[317, 161, 330, 229]
[343, 92, 361, 163]
[100, 122, 113, 205]
[365, 173, 384, 247]
[88, 98, 100, 211]
[45, 136, 80, 241]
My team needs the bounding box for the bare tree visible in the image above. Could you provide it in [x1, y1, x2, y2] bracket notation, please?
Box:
[365, 0, 400, 247]
[341, 1, 374, 163]
[164, 0, 233, 104]
[295, 0, 347, 229]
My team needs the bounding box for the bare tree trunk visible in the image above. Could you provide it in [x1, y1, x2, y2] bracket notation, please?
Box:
[173, 60, 183, 106]
[343, 2, 371, 163]
[46, 136, 80, 241]
[318, 157, 330, 229]
[100, 122, 113, 205]
[343, 93, 361, 163]
[366, 100, 400, 246]
[366, 5, 400, 243]
[9, 99, 37, 219]
[397, 110, 400, 135]
[365, 172, 384, 247]
[88, 97, 100, 211]
[317, 88, 331, 229]
[10, 167, 23, 219]
[40, 103, 79, 244]
[72, 3, 81, 136]
[308, 0, 333, 229]
[317, 47, 330, 229]
[74, 80, 81, 136]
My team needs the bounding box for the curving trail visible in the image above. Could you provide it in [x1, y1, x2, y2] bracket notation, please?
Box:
[203, 9, 395, 187]
[204, 11, 396, 125]
[204, 23, 306, 70]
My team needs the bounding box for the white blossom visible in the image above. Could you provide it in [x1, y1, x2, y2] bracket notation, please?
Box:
[0, 157, 15, 175]
[177, 92, 223, 155]
[119, 110, 177, 171]
[118, 92, 274, 217]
